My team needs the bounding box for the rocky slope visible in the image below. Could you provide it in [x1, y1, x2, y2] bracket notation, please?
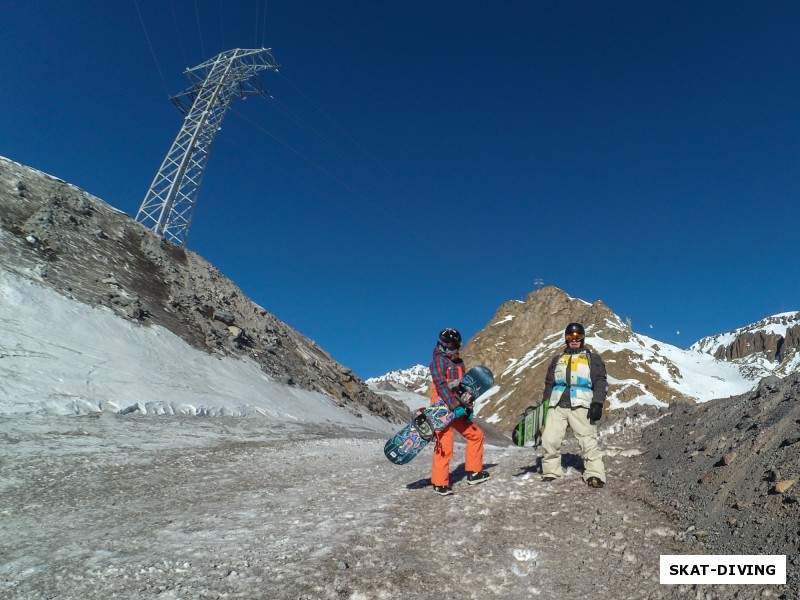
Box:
[0, 155, 407, 423]
[640, 371, 800, 593]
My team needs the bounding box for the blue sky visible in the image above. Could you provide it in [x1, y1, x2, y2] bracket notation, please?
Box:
[2, 1, 798, 379]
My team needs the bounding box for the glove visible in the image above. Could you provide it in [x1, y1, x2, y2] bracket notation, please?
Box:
[455, 407, 474, 421]
[587, 402, 603, 423]
[453, 406, 468, 419]
[447, 378, 462, 390]
[458, 390, 474, 408]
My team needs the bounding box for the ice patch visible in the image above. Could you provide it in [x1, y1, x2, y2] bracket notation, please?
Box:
[511, 548, 539, 562]
[604, 448, 643, 458]
[509, 547, 540, 578]
[645, 527, 677, 538]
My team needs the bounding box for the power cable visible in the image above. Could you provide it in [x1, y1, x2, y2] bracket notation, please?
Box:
[268, 0, 269, 47]
[194, 0, 206, 58]
[254, 0, 261, 48]
[218, 0, 225, 50]
[133, 0, 171, 98]
[230, 106, 424, 239]
[170, 0, 189, 70]
[276, 72, 431, 215]
[257, 94, 400, 206]
[214, 130, 365, 221]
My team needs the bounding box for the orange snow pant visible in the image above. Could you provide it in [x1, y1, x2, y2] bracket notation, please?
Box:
[431, 418, 484, 487]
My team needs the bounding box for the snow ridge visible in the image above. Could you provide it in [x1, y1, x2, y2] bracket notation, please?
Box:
[690, 312, 800, 354]
[366, 364, 430, 393]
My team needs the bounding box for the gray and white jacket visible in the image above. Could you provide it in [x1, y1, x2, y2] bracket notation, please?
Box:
[542, 346, 608, 409]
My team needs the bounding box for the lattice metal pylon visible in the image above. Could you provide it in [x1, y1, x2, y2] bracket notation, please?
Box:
[136, 48, 279, 246]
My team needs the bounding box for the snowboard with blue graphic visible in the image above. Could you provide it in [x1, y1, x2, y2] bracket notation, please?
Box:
[383, 365, 494, 465]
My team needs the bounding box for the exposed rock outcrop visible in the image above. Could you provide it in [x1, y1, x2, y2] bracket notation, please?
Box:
[693, 312, 800, 377]
[714, 331, 784, 361]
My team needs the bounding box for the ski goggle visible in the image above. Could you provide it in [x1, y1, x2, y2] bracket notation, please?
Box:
[440, 339, 462, 351]
[566, 332, 584, 342]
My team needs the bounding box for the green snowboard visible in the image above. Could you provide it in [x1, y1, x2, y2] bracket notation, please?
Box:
[511, 400, 549, 447]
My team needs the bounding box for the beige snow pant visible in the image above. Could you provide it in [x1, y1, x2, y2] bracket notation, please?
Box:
[541, 405, 606, 482]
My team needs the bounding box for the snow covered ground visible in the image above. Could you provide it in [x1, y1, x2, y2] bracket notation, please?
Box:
[7, 408, 782, 599]
[0, 268, 392, 431]
[0, 269, 789, 598]
[3, 410, 721, 600]
[589, 332, 756, 409]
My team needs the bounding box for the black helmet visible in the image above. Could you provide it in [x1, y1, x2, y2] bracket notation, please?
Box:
[438, 328, 462, 353]
[565, 322, 585, 344]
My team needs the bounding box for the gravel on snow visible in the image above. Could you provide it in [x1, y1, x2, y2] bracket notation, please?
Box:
[0, 413, 790, 599]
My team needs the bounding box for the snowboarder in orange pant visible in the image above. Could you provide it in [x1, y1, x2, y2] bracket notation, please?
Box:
[429, 328, 490, 496]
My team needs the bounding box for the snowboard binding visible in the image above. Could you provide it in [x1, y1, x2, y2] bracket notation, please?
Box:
[414, 411, 434, 441]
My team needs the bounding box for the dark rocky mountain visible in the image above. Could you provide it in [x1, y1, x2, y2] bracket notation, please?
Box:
[691, 312, 800, 378]
[0, 155, 407, 423]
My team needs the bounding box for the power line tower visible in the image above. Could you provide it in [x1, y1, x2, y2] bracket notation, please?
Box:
[136, 48, 279, 246]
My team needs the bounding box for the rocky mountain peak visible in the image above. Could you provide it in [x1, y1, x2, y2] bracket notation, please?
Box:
[463, 287, 633, 382]
[459, 287, 772, 430]
[691, 311, 800, 377]
[365, 364, 430, 394]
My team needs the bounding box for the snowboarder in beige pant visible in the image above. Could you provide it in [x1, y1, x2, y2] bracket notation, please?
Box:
[538, 323, 608, 488]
